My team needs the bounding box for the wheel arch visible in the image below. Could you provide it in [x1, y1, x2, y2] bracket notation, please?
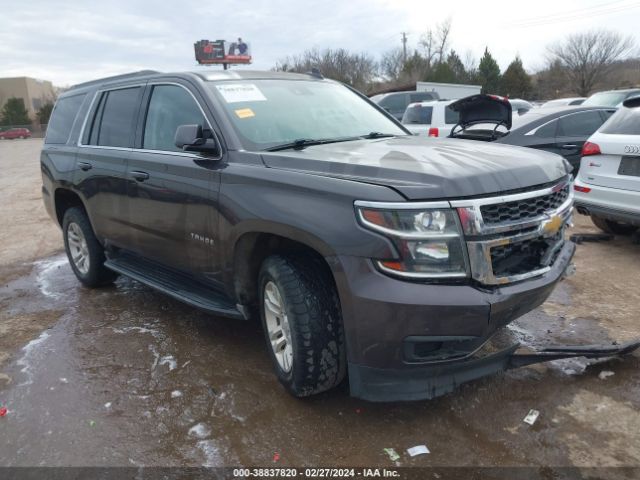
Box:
[231, 229, 338, 310]
[54, 188, 87, 226]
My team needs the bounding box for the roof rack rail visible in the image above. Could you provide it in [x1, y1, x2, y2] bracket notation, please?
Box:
[69, 70, 160, 90]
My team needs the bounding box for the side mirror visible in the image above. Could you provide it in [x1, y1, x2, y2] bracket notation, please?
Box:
[174, 124, 219, 154]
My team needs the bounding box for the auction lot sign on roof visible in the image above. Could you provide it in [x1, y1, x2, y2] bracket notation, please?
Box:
[194, 39, 252, 65]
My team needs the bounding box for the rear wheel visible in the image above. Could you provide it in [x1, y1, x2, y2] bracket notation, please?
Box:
[62, 207, 118, 287]
[258, 254, 346, 397]
[591, 215, 638, 235]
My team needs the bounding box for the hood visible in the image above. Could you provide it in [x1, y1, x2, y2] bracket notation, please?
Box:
[261, 136, 568, 200]
[449, 94, 512, 129]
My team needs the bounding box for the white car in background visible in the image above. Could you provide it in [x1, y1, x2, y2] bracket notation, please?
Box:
[401, 99, 459, 137]
[541, 97, 586, 108]
[574, 96, 640, 234]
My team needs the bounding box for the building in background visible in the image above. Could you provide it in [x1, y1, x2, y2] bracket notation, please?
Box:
[0, 77, 57, 127]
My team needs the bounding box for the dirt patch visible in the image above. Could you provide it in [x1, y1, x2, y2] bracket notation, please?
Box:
[542, 215, 640, 344]
[0, 139, 62, 268]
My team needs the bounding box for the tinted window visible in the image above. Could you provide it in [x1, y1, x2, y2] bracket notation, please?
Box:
[557, 111, 604, 137]
[143, 85, 206, 152]
[600, 107, 640, 135]
[379, 93, 406, 111]
[444, 106, 459, 124]
[535, 119, 558, 137]
[90, 87, 141, 147]
[45, 94, 86, 144]
[402, 105, 432, 124]
[409, 92, 436, 103]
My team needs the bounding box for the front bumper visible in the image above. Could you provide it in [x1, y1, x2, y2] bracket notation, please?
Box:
[349, 339, 640, 402]
[329, 239, 577, 401]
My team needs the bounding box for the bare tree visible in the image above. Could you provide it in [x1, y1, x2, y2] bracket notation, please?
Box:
[419, 18, 453, 68]
[379, 47, 405, 81]
[275, 48, 377, 92]
[435, 17, 452, 64]
[547, 30, 635, 96]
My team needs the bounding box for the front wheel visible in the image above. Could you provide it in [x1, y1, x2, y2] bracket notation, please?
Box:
[258, 255, 346, 397]
[62, 207, 118, 287]
[591, 215, 638, 235]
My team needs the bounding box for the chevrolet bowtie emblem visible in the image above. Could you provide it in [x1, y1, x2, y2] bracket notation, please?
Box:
[543, 215, 563, 235]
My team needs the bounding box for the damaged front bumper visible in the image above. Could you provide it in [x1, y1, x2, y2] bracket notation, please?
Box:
[349, 340, 640, 402]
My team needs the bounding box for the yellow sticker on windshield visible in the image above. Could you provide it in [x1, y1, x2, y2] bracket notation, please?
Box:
[235, 108, 255, 119]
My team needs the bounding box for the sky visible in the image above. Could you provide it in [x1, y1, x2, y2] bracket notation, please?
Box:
[1, 0, 639, 87]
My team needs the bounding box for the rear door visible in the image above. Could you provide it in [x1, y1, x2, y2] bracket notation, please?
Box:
[554, 110, 607, 172]
[75, 85, 144, 249]
[126, 81, 221, 275]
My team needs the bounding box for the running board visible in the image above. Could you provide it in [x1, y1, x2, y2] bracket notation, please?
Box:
[104, 254, 244, 320]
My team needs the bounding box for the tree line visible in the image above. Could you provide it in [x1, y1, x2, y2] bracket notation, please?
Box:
[0, 98, 54, 127]
[275, 21, 637, 99]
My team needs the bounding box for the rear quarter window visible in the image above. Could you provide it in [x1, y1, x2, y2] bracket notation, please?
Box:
[600, 107, 640, 135]
[45, 94, 86, 144]
[444, 106, 459, 125]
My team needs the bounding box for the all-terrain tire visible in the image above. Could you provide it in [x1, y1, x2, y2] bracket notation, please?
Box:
[591, 215, 637, 235]
[62, 207, 118, 287]
[258, 254, 346, 397]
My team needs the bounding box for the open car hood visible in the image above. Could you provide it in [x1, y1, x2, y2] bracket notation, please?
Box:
[449, 94, 513, 129]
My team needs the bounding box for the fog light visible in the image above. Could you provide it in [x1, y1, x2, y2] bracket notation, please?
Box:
[410, 241, 449, 261]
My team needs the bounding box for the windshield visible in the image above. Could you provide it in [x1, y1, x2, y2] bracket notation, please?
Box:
[582, 92, 629, 107]
[207, 79, 407, 150]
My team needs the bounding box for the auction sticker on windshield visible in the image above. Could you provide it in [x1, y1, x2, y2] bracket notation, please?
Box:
[216, 84, 267, 103]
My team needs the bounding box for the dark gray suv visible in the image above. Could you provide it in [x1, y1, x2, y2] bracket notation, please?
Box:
[41, 70, 638, 402]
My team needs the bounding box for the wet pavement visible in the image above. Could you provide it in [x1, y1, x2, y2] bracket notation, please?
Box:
[1, 247, 640, 468]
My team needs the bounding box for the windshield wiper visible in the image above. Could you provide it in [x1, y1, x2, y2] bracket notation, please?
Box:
[265, 137, 359, 152]
[360, 132, 400, 139]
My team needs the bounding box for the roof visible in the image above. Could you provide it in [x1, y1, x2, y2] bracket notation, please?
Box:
[510, 105, 616, 129]
[67, 69, 327, 93]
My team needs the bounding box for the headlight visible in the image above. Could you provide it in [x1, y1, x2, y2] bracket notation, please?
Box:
[356, 203, 469, 279]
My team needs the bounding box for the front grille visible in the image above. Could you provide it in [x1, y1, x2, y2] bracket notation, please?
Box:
[480, 184, 570, 225]
[490, 232, 563, 278]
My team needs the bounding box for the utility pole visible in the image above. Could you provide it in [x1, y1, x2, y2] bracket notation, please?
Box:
[401, 32, 408, 63]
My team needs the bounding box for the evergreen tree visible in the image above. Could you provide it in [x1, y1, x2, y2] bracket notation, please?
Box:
[0, 97, 31, 126]
[37, 102, 55, 125]
[477, 47, 501, 94]
[501, 56, 533, 98]
[446, 50, 468, 83]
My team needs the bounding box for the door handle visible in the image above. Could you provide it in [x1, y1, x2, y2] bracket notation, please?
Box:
[78, 161, 93, 171]
[131, 171, 150, 182]
[561, 144, 578, 150]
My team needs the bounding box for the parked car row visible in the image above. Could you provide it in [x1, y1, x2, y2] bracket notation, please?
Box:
[398, 90, 640, 236]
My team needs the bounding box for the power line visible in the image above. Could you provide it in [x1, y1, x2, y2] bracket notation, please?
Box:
[510, 0, 640, 27]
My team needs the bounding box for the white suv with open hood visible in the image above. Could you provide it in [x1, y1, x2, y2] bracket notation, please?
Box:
[574, 96, 640, 234]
